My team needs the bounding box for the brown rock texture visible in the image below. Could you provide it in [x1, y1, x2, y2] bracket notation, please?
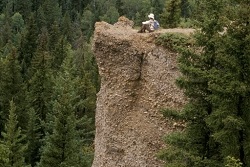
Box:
[92, 18, 193, 167]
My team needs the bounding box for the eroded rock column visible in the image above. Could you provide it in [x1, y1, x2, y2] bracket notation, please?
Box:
[92, 20, 185, 167]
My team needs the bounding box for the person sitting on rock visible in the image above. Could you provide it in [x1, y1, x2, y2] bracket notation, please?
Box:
[138, 13, 155, 33]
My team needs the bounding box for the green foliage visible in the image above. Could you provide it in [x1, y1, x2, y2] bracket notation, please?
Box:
[0, 143, 9, 166]
[150, 0, 165, 19]
[66, 44, 97, 143]
[18, 13, 38, 78]
[99, 6, 119, 24]
[178, 18, 194, 28]
[10, 13, 24, 47]
[81, 145, 94, 166]
[81, 9, 95, 41]
[0, 13, 12, 48]
[27, 28, 54, 122]
[121, 0, 150, 21]
[38, 50, 89, 167]
[24, 108, 42, 167]
[0, 0, 102, 166]
[0, 49, 26, 131]
[61, 12, 73, 42]
[161, 0, 181, 28]
[0, 0, 225, 166]
[15, 0, 32, 20]
[41, 0, 61, 29]
[158, 131, 221, 167]
[0, 101, 28, 167]
[156, 32, 194, 52]
[180, 0, 190, 19]
[159, 0, 250, 166]
[225, 156, 243, 167]
[161, 108, 184, 120]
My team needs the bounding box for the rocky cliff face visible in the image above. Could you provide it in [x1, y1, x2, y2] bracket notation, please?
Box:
[92, 17, 193, 167]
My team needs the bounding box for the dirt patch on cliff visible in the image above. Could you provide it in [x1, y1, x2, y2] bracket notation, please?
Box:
[92, 17, 194, 167]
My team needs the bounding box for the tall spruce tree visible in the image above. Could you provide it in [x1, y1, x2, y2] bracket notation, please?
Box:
[18, 13, 38, 79]
[41, 0, 61, 30]
[0, 49, 26, 133]
[0, 143, 9, 166]
[0, 101, 28, 167]
[160, 0, 181, 28]
[14, 0, 32, 21]
[27, 27, 53, 122]
[24, 108, 42, 167]
[71, 41, 98, 146]
[0, 13, 12, 49]
[25, 29, 54, 165]
[205, 0, 250, 165]
[159, 0, 250, 166]
[38, 49, 86, 167]
[81, 8, 95, 41]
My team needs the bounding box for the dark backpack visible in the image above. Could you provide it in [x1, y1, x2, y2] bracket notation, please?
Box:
[153, 20, 160, 30]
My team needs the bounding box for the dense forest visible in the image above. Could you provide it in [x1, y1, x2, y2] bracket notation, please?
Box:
[157, 1, 250, 167]
[0, 0, 249, 166]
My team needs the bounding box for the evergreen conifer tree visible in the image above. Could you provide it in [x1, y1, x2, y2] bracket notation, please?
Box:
[27, 27, 53, 122]
[150, 0, 164, 19]
[18, 13, 38, 79]
[0, 49, 26, 133]
[15, 0, 32, 20]
[41, 0, 61, 30]
[159, 0, 250, 166]
[161, 0, 181, 28]
[38, 49, 85, 167]
[0, 101, 28, 167]
[11, 12, 25, 48]
[205, 0, 250, 165]
[0, 13, 12, 48]
[25, 108, 42, 167]
[0, 143, 9, 166]
[81, 8, 95, 41]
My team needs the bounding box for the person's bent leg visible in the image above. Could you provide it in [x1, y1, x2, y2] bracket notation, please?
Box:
[145, 24, 154, 33]
[138, 24, 147, 33]
[137, 24, 143, 33]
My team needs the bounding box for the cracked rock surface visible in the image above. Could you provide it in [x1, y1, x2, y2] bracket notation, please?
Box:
[92, 17, 193, 167]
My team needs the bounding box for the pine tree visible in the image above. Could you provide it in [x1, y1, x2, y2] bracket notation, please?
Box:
[15, 0, 32, 20]
[0, 101, 28, 167]
[159, 0, 250, 166]
[99, 5, 119, 24]
[48, 21, 61, 51]
[11, 12, 25, 48]
[48, 21, 68, 70]
[38, 50, 85, 167]
[36, 6, 47, 30]
[61, 12, 74, 43]
[116, 0, 124, 16]
[58, 0, 70, 15]
[0, 143, 9, 166]
[27, 27, 53, 122]
[18, 13, 38, 79]
[41, 0, 61, 30]
[0, 13, 12, 48]
[0, 49, 26, 134]
[68, 43, 98, 150]
[25, 108, 42, 167]
[24, 28, 54, 166]
[150, 0, 164, 19]
[205, 0, 250, 165]
[180, 0, 190, 20]
[161, 0, 181, 28]
[81, 8, 95, 41]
